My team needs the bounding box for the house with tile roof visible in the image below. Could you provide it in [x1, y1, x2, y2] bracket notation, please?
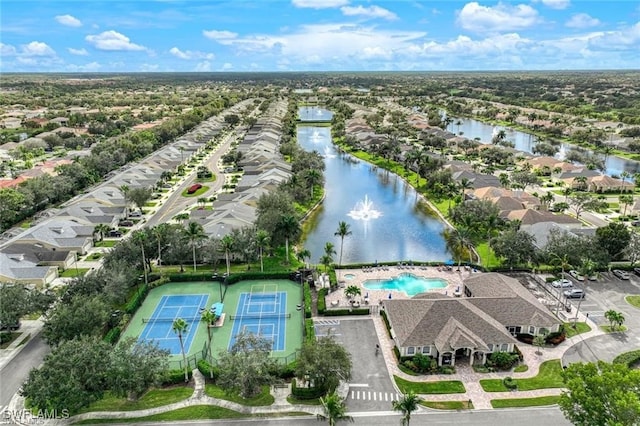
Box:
[382, 273, 560, 367]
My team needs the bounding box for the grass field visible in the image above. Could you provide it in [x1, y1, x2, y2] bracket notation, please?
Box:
[480, 360, 564, 392]
[491, 395, 560, 408]
[394, 376, 466, 394]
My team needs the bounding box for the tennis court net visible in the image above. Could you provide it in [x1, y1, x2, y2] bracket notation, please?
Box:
[142, 317, 196, 324]
[230, 313, 291, 320]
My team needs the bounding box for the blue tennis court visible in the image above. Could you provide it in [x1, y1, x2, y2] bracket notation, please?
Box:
[138, 294, 208, 355]
[229, 285, 288, 352]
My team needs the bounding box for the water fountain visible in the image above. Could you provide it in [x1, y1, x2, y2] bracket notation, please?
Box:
[347, 195, 383, 221]
[311, 130, 321, 141]
[322, 146, 336, 159]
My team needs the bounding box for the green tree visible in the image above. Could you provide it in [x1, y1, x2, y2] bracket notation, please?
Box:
[295, 336, 352, 394]
[200, 310, 218, 379]
[624, 231, 640, 267]
[172, 318, 190, 383]
[392, 391, 421, 426]
[559, 361, 640, 426]
[604, 310, 625, 331]
[255, 229, 270, 273]
[132, 230, 149, 285]
[0, 188, 28, 231]
[334, 221, 352, 268]
[619, 194, 634, 217]
[216, 330, 276, 398]
[445, 227, 474, 268]
[43, 295, 110, 346]
[533, 335, 546, 355]
[344, 285, 361, 299]
[220, 234, 235, 276]
[277, 214, 300, 264]
[511, 170, 540, 192]
[317, 391, 353, 426]
[0, 284, 53, 330]
[126, 186, 153, 214]
[184, 221, 206, 271]
[93, 223, 111, 242]
[108, 337, 169, 400]
[491, 228, 538, 268]
[21, 336, 111, 413]
[596, 222, 631, 261]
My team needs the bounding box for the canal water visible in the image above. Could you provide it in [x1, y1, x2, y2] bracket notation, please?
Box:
[297, 124, 450, 265]
[446, 117, 640, 177]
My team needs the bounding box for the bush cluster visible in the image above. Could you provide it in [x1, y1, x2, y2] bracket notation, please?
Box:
[291, 379, 325, 399]
[402, 353, 437, 374]
[323, 308, 369, 316]
[124, 283, 149, 314]
[317, 288, 328, 314]
[503, 376, 518, 390]
[487, 351, 520, 370]
[303, 282, 312, 318]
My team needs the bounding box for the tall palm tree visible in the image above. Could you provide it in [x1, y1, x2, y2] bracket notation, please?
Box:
[392, 391, 421, 426]
[172, 318, 189, 382]
[200, 310, 218, 379]
[255, 229, 270, 273]
[317, 392, 353, 426]
[184, 221, 206, 271]
[278, 214, 300, 265]
[334, 221, 352, 268]
[132, 230, 148, 287]
[619, 194, 634, 217]
[152, 223, 170, 267]
[119, 184, 130, 216]
[458, 177, 472, 201]
[297, 248, 311, 268]
[220, 234, 235, 276]
[93, 223, 111, 242]
[445, 227, 474, 268]
[305, 168, 323, 199]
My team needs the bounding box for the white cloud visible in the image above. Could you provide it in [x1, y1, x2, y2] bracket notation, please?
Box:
[85, 30, 146, 51]
[587, 22, 640, 51]
[169, 47, 214, 60]
[67, 61, 101, 71]
[68, 47, 89, 56]
[202, 30, 238, 41]
[566, 13, 601, 29]
[55, 14, 82, 27]
[140, 63, 159, 71]
[292, 0, 348, 9]
[535, 0, 570, 9]
[194, 61, 211, 71]
[22, 41, 56, 56]
[457, 2, 541, 33]
[0, 42, 17, 56]
[221, 62, 233, 70]
[340, 5, 398, 21]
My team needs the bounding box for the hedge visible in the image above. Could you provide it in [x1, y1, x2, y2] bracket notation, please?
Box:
[613, 350, 640, 367]
[317, 288, 328, 314]
[305, 318, 315, 342]
[162, 369, 192, 385]
[197, 359, 219, 380]
[225, 272, 292, 285]
[323, 307, 370, 316]
[124, 283, 149, 314]
[303, 282, 312, 318]
[380, 310, 392, 338]
[103, 326, 121, 345]
[291, 379, 325, 399]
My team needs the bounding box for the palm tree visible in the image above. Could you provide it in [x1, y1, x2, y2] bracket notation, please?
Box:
[297, 248, 311, 268]
[184, 221, 206, 271]
[119, 184, 130, 216]
[200, 310, 218, 379]
[278, 214, 300, 265]
[392, 391, 421, 426]
[305, 168, 323, 199]
[255, 229, 270, 273]
[620, 171, 631, 189]
[574, 176, 588, 191]
[132, 230, 148, 287]
[619, 194, 634, 217]
[152, 223, 170, 267]
[220, 234, 235, 276]
[172, 318, 189, 382]
[550, 252, 572, 278]
[317, 392, 353, 426]
[458, 177, 472, 201]
[445, 227, 474, 269]
[334, 221, 352, 268]
[93, 223, 111, 242]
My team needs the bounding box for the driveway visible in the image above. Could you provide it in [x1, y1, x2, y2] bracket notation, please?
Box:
[313, 317, 400, 411]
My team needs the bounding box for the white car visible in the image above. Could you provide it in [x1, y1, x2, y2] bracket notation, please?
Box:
[551, 279, 573, 288]
[569, 270, 585, 281]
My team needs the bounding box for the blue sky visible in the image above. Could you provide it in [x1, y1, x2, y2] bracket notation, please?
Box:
[1, 0, 639, 72]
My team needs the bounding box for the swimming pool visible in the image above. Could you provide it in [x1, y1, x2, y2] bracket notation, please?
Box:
[344, 273, 356, 280]
[363, 273, 448, 297]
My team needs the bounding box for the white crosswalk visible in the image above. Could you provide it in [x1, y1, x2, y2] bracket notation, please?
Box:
[349, 389, 401, 402]
[314, 319, 340, 326]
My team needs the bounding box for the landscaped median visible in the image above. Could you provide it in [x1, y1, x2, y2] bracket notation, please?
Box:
[479, 360, 564, 392]
[394, 376, 466, 394]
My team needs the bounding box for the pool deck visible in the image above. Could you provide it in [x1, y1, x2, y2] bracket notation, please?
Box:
[327, 265, 479, 308]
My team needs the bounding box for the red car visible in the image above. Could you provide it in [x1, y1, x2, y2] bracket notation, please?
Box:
[187, 183, 202, 194]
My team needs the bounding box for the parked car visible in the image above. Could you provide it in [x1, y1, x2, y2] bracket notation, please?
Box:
[551, 278, 573, 288]
[569, 270, 585, 281]
[634, 267, 640, 277]
[108, 230, 122, 238]
[0, 320, 21, 331]
[119, 220, 134, 227]
[129, 211, 142, 218]
[587, 273, 598, 281]
[613, 269, 630, 280]
[564, 289, 585, 299]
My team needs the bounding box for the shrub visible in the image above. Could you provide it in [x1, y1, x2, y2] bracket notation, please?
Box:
[516, 333, 534, 344]
[0, 332, 12, 344]
[303, 282, 312, 318]
[488, 352, 519, 370]
[291, 379, 325, 399]
[323, 308, 369, 316]
[545, 330, 566, 345]
[124, 283, 149, 314]
[503, 376, 518, 390]
[197, 359, 219, 380]
[317, 288, 327, 314]
[305, 318, 315, 342]
[270, 362, 296, 380]
[437, 366, 456, 375]
[613, 350, 640, 367]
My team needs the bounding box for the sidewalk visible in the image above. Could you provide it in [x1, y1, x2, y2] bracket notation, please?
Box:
[0, 319, 44, 371]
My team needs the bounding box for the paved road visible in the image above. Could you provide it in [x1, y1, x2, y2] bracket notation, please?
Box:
[313, 318, 399, 411]
[0, 332, 49, 408]
[92, 407, 571, 426]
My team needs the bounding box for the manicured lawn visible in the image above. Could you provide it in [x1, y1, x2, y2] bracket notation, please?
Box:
[480, 360, 564, 392]
[420, 400, 473, 410]
[513, 364, 529, 373]
[59, 268, 90, 278]
[626, 295, 640, 309]
[476, 243, 501, 268]
[74, 405, 250, 424]
[491, 395, 560, 408]
[205, 385, 274, 406]
[563, 322, 591, 338]
[394, 376, 466, 394]
[181, 185, 210, 197]
[78, 387, 193, 413]
[95, 240, 118, 248]
[601, 325, 628, 333]
[287, 396, 322, 405]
